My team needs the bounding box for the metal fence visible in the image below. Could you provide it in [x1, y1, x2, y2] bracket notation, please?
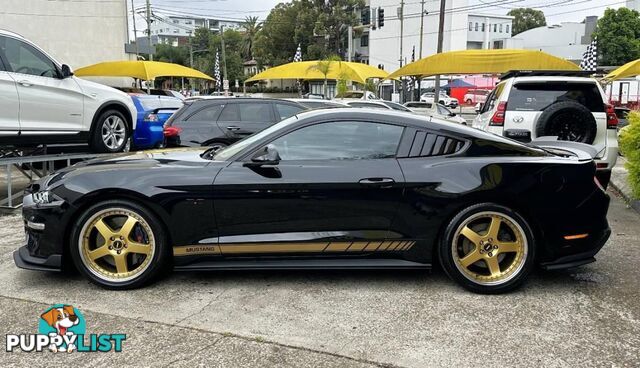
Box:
[1, 151, 111, 210]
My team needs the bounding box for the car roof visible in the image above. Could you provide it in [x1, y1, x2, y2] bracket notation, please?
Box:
[0, 29, 26, 39]
[510, 76, 599, 84]
[344, 100, 389, 106]
[189, 97, 304, 106]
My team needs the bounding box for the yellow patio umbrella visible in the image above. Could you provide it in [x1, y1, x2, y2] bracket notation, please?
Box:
[388, 49, 580, 79]
[245, 60, 389, 84]
[603, 59, 640, 81]
[74, 60, 213, 81]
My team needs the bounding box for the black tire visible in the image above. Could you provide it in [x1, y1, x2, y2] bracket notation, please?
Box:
[439, 203, 536, 294]
[438, 100, 445, 105]
[69, 200, 169, 289]
[535, 101, 597, 144]
[90, 109, 130, 153]
[465, 99, 472, 105]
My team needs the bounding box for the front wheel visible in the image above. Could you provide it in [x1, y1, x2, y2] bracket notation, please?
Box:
[91, 110, 130, 153]
[70, 200, 169, 289]
[439, 203, 536, 294]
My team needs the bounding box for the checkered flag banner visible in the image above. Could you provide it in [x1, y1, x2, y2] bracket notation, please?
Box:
[214, 50, 221, 91]
[293, 43, 302, 62]
[580, 38, 597, 72]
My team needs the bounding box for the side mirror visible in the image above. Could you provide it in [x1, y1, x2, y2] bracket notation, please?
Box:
[248, 144, 280, 165]
[449, 112, 456, 117]
[60, 64, 73, 78]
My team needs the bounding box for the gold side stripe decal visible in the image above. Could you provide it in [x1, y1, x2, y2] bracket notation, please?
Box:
[173, 240, 416, 256]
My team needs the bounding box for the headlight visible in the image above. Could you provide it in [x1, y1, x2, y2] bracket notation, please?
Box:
[32, 191, 52, 204]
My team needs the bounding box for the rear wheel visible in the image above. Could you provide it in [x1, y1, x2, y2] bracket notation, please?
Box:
[91, 110, 130, 153]
[466, 99, 472, 105]
[439, 203, 535, 294]
[70, 200, 169, 289]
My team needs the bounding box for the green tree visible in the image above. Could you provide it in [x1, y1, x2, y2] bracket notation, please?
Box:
[241, 16, 263, 61]
[254, 0, 364, 67]
[593, 8, 640, 66]
[307, 55, 342, 97]
[619, 112, 640, 198]
[154, 44, 189, 65]
[507, 8, 546, 36]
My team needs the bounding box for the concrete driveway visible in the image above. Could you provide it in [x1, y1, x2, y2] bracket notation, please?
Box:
[0, 190, 638, 367]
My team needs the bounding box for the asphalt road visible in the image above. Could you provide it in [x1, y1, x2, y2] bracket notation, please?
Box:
[0, 190, 638, 367]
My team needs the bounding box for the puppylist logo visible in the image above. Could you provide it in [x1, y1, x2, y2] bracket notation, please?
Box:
[6, 304, 126, 353]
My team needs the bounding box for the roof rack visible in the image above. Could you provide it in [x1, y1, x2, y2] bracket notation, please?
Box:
[499, 70, 593, 80]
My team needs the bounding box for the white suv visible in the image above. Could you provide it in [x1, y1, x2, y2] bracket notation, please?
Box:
[420, 92, 459, 108]
[472, 71, 618, 186]
[0, 30, 136, 152]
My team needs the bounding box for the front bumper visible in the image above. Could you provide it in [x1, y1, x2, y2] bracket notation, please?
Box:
[13, 245, 62, 272]
[539, 227, 611, 270]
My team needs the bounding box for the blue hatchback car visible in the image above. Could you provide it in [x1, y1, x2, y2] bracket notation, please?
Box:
[128, 94, 183, 149]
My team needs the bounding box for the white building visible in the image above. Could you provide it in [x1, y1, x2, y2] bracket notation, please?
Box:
[514, 16, 598, 63]
[1, 0, 132, 68]
[358, 1, 514, 73]
[150, 15, 243, 47]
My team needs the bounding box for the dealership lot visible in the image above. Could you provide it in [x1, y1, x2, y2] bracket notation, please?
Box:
[0, 190, 638, 367]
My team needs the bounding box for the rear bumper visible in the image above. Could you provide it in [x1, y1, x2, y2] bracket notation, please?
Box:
[13, 245, 62, 272]
[539, 227, 611, 270]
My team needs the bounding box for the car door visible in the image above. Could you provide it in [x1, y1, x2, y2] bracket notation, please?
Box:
[217, 101, 276, 140]
[212, 120, 407, 256]
[0, 44, 20, 135]
[0, 35, 84, 133]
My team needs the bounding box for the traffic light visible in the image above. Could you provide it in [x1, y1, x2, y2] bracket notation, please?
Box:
[378, 8, 385, 28]
[361, 7, 370, 25]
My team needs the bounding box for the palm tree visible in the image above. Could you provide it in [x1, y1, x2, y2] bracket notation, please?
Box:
[307, 55, 342, 98]
[241, 16, 262, 61]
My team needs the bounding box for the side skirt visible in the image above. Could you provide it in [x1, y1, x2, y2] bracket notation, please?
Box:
[174, 258, 431, 272]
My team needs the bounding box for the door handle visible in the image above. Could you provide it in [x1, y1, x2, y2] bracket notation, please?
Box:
[226, 126, 241, 131]
[359, 177, 396, 186]
[18, 80, 32, 87]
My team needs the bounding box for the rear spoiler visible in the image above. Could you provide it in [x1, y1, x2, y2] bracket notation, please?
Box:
[531, 136, 600, 160]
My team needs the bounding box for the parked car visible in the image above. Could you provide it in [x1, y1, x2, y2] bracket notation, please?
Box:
[420, 92, 459, 108]
[0, 29, 137, 152]
[287, 98, 349, 109]
[334, 90, 378, 100]
[128, 94, 183, 149]
[344, 100, 413, 112]
[149, 89, 185, 101]
[404, 101, 467, 125]
[16, 108, 611, 294]
[463, 89, 490, 105]
[164, 98, 306, 150]
[472, 70, 618, 187]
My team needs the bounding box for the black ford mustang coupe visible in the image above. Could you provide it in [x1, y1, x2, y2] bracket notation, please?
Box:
[15, 109, 610, 293]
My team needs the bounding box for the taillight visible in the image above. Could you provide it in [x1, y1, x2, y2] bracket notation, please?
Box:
[163, 126, 182, 137]
[489, 101, 507, 126]
[605, 104, 618, 129]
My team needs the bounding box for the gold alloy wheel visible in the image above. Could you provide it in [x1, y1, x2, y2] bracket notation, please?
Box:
[451, 211, 527, 285]
[78, 208, 155, 282]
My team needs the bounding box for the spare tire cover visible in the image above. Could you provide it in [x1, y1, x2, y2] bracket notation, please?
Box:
[534, 101, 597, 144]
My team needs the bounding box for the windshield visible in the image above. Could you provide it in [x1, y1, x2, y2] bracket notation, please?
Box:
[211, 114, 300, 161]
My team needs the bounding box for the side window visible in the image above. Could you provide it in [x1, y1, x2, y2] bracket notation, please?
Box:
[218, 104, 240, 121]
[186, 105, 224, 122]
[405, 131, 466, 158]
[483, 83, 505, 113]
[0, 36, 58, 78]
[238, 103, 272, 122]
[437, 105, 450, 115]
[275, 103, 304, 120]
[269, 121, 404, 161]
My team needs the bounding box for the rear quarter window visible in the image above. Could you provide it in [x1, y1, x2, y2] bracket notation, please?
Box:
[507, 82, 604, 112]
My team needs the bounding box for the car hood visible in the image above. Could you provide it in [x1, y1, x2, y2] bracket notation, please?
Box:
[44, 147, 221, 188]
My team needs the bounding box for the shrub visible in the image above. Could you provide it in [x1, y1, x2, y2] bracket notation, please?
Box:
[619, 111, 640, 198]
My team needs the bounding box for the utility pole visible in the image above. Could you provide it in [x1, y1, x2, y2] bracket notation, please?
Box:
[433, 0, 446, 101]
[399, 0, 405, 103]
[418, 0, 425, 59]
[417, 0, 426, 101]
[347, 26, 353, 62]
[220, 25, 228, 95]
[146, 0, 153, 61]
[131, 0, 139, 59]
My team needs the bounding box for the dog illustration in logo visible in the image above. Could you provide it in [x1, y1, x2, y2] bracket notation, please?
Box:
[40, 305, 79, 352]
